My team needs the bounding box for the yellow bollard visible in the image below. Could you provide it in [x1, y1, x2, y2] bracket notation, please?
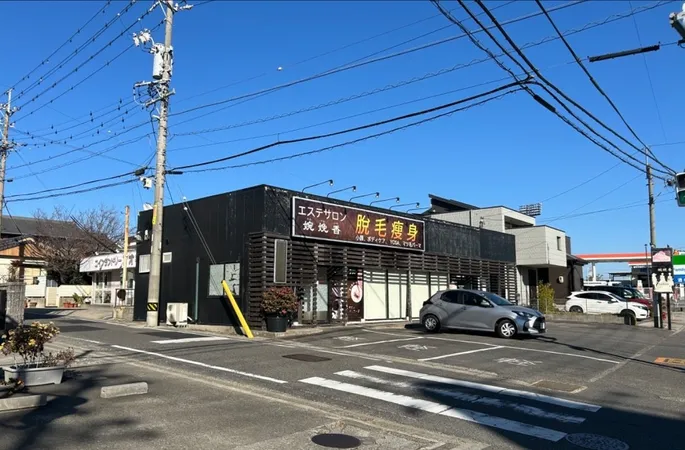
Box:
[221, 280, 254, 339]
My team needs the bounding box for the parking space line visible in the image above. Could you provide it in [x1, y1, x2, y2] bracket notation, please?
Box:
[419, 346, 504, 362]
[111, 345, 288, 384]
[425, 337, 620, 364]
[338, 337, 424, 348]
[365, 365, 602, 412]
[150, 336, 230, 344]
[300, 376, 567, 441]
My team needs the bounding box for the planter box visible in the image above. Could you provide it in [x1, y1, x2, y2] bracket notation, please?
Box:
[3, 365, 65, 386]
[265, 316, 288, 333]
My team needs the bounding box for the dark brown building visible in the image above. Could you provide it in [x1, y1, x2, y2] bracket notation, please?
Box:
[133, 185, 518, 328]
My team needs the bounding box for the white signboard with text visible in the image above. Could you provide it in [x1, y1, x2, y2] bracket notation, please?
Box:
[79, 252, 137, 273]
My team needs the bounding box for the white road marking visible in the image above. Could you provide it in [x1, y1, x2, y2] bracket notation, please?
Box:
[362, 328, 413, 337]
[334, 336, 363, 342]
[425, 337, 620, 364]
[398, 344, 436, 351]
[365, 366, 601, 412]
[111, 345, 287, 384]
[300, 376, 567, 442]
[65, 337, 103, 344]
[496, 358, 542, 367]
[336, 370, 585, 424]
[150, 336, 230, 344]
[419, 346, 504, 361]
[338, 337, 424, 348]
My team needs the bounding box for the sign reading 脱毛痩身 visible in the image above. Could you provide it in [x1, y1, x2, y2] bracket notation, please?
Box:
[292, 197, 425, 251]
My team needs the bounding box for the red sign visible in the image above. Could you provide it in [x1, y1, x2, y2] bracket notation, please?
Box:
[292, 197, 425, 251]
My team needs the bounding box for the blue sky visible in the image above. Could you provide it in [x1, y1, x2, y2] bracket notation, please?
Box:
[1, 0, 684, 276]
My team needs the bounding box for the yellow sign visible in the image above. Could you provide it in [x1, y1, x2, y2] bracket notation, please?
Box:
[146, 303, 159, 312]
[654, 357, 685, 366]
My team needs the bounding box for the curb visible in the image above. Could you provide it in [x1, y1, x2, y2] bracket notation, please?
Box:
[545, 314, 626, 324]
[0, 394, 47, 412]
[100, 382, 149, 399]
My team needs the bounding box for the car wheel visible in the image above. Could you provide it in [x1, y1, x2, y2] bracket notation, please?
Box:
[422, 314, 440, 333]
[569, 306, 583, 313]
[496, 319, 517, 339]
[620, 310, 637, 323]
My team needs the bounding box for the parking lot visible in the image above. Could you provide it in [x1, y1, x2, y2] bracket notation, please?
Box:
[286, 321, 669, 388]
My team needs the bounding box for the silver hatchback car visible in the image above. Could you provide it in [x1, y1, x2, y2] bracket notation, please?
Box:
[419, 289, 546, 339]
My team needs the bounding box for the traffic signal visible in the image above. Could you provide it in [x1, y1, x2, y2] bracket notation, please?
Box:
[677, 172, 685, 207]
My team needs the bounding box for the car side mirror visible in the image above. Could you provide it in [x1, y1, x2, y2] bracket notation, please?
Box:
[479, 300, 491, 308]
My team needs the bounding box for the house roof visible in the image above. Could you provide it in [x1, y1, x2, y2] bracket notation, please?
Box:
[2, 216, 81, 239]
[427, 194, 478, 214]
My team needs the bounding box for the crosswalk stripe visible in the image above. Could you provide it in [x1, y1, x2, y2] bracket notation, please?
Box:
[300, 376, 567, 442]
[336, 370, 585, 424]
[365, 365, 601, 412]
[150, 336, 230, 344]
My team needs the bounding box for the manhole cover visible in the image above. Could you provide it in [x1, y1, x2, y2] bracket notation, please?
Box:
[311, 433, 361, 448]
[532, 379, 584, 393]
[282, 354, 331, 362]
[565, 433, 629, 450]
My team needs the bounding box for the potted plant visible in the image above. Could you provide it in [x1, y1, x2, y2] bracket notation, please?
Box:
[1, 322, 76, 386]
[261, 287, 299, 333]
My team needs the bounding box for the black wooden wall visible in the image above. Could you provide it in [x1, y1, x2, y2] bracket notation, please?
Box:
[133, 184, 516, 325]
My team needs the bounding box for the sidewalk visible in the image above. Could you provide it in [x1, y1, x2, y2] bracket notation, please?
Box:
[0, 342, 484, 450]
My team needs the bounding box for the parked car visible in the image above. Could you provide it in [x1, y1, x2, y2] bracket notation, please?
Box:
[565, 291, 649, 320]
[419, 289, 546, 339]
[583, 285, 651, 308]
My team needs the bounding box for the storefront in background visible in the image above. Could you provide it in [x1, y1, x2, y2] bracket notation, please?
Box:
[79, 250, 136, 305]
[133, 185, 517, 327]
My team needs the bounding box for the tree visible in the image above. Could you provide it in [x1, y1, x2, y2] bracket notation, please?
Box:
[30, 205, 124, 285]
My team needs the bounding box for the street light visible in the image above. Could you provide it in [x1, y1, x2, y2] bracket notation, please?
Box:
[350, 192, 379, 202]
[301, 179, 333, 193]
[327, 185, 356, 197]
[370, 197, 400, 206]
[389, 202, 420, 211]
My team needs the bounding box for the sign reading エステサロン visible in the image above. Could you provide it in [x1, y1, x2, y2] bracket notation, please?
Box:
[292, 197, 425, 251]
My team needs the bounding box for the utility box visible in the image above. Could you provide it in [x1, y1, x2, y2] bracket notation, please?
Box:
[166, 302, 188, 327]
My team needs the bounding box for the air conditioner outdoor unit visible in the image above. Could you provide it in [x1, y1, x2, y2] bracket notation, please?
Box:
[166, 302, 188, 327]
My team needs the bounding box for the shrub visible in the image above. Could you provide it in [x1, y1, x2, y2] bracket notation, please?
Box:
[537, 282, 556, 314]
[0, 322, 75, 368]
[261, 287, 299, 317]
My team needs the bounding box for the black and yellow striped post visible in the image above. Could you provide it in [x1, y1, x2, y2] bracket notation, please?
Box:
[146, 302, 159, 312]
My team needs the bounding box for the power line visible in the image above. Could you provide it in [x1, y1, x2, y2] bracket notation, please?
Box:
[469, 0, 675, 176]
[168, 0, 589, 120]
[13, 0, 139, 102]
[5, 168, 146, 200]
[5, 1, 113, 94]
[170, 0, 660, 135]
[6, 178, 138, 204]
[448, 0, 671, 178]
[179, 88, 523, 174]
[173, 1, 516, 106]
[627, 0, 668, 144]
[16, 16, 164, 121]
[536, 0, 664, 163]
[170, 80, 527, 172]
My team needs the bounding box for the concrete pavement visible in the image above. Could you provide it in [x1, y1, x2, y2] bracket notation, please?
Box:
[6, 314, 685, 449]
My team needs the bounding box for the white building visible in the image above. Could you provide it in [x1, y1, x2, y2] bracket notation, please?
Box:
[427, 195, 585, 305]
[79, 249, 136, 306]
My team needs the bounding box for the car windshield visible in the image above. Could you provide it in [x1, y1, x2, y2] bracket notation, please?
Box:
[631, 289, 646, 299]
[482, 292, 512, 306]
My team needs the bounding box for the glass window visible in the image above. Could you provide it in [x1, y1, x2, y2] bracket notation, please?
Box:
[557, 236, 562, 251]
[208, 264, 225, 296]
[441, 291, 461, 304]
[139, 254, 151, 274]
[576, 293, 593, 299]
[597, 293, 612, 301]
[621, 289, 634, 299]
[463, 293, 480, 307]
[482, 292, 512, 306]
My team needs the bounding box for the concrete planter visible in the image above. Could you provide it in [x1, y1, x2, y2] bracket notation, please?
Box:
[3, 365, 65, 386]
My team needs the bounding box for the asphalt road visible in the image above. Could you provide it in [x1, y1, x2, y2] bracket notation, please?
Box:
[13, 314, 685, 450]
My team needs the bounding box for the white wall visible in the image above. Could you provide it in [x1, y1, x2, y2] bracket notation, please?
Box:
[508, 226, 566, 268]
[432, 207, 536, 233]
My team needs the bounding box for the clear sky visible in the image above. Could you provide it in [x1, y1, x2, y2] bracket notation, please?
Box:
[1, 0, 683, 276]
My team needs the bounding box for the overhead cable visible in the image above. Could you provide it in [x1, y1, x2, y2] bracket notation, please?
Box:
[173, 85, 525, 173]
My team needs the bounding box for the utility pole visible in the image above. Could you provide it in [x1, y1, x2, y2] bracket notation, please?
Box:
[646, 164, 661, 327]
[134, 1, 191, 327]
[121, 205, 130, 307]
[0, 89, 16, 239]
